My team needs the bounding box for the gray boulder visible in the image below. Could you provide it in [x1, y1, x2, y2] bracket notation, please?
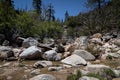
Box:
[22, 37, 38, 48]
[79, 76, 99, 80]
[73, 50, 95, 61]
[33, 61, 52, 68]
[86, 64, 111, 75]
[29, 74, 56, 80]
[42, 50, 61, 61]
[61, 54, 87, 66]
[19, 46, 42, 59]
[0, 46, 14, 60]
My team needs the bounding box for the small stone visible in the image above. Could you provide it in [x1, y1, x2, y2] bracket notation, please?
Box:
[30, 69, 40, 75]
[2, 62, 11, 67]
[48, 67, 62, 71]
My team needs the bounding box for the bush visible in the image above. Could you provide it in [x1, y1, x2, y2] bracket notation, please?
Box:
[67, 70, 82, 80]
[103, 68, 116, 78]
[67, 74, 77, 80]
[86, 73, 105, 80]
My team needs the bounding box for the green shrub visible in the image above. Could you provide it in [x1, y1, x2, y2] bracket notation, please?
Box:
[67, 70, 82, 80]
[86, 73, 105, 80]
[103, 68, 116, 77]
[67, 74, 77, 80]
[76, 70, 82, 78]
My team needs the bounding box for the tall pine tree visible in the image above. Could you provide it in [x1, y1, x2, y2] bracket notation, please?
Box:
[32, 0, 42, 14]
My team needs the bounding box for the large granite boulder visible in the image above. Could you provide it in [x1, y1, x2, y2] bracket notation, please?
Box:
[29, 74, 56, 80]
[22, 37, 38, 48]
[73, 50, 95, 61]
[19, 46, 42, 59]
[42, 50, 61, 61]
[61, 54, 87, 66]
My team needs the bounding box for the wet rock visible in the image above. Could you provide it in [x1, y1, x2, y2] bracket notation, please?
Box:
[79, 76, 99, 80]
[42, 50, 61, 61]
[33, 61, 52, 68]
[73, 50, 95, 61]
[19, 46, 42, 59]
[30, 69, 40, 75]
[61, 54, 87, 66]
[22, 37, 38, 48]
[29, 74, 56, 80]
[48, 67, 62, 71]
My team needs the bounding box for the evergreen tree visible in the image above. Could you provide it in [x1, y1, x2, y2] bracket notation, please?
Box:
[65, 10, 69, 21]
[32, 0, 42, 14]
[46, 3, 55, 21]
[86, 0, 105, 9]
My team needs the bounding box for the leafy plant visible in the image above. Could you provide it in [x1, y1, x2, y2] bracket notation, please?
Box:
[67, 74, 77, 80]
[86, 73, 105, 80]
[67, 70, 82, 80]
[103, 68, 116, 78]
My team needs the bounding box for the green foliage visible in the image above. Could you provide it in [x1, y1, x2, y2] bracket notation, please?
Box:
[67, 70, 82, 80]
[103, 68, 115, 77]
[86, 73, 105, 80]
[67, 74, 77, 80]
[15, 12, 37, 37]
[37, 21, 62, 39]
[76, 70, 82, 78]
[32, 0, 42, 14]
[46, 3, 55, 21]
[66, 16, 81, 27]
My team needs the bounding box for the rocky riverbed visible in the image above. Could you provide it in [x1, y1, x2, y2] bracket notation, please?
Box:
[0, 33, 120, 80]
